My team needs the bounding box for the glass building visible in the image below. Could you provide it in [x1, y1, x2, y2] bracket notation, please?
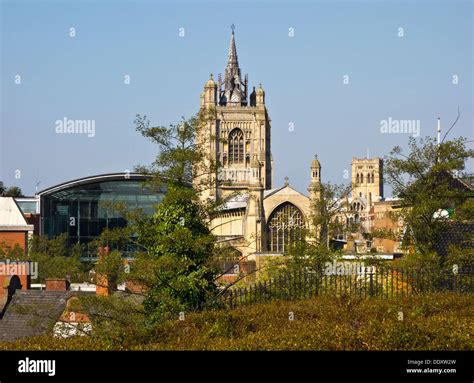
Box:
[38, 173, 166, 255]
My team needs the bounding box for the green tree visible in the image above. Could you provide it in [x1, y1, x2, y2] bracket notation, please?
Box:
[385, 136, 473, 256]
[0, 182, 24, 197]
[3, 186, 24, 197]
[88, 113, 222, 325]
[0, 234, 88, 283]
[310, 182, 352, 249]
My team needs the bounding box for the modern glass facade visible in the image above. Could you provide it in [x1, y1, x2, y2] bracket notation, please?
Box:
[39, 174, 166, 252]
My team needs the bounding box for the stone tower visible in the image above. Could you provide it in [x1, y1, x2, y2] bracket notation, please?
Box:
[351, 157, 383, 205]
[308, 154, 322, 206]
[195, 27, 272, 202]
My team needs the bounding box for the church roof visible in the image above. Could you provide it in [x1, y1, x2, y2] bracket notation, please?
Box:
[263, 186, 286, 198]
[217, 184, 309, 212]
[264, 184, 308, 199]
[218, 193, 248, 211]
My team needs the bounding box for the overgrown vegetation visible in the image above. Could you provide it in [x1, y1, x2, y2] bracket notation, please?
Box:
[385, 136, 473, 256]
[1, 293, 471, 351]
[0, 234, 89, 283]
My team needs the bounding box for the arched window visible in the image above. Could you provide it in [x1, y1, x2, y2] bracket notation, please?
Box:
[267, 202, 305, 253]
[371, 173, 375, 183]
[356, 173, 360, 183]
[228, 128, 244, 164]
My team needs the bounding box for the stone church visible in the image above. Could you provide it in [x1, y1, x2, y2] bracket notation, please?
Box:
[194, 29, 320, 265]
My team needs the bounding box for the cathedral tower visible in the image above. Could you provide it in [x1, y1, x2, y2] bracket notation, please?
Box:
[195, 27, 272, 202]
[351, 157, 383, 205]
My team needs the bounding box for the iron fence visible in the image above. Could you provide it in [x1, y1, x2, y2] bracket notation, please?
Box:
[208, 266, 473, 310]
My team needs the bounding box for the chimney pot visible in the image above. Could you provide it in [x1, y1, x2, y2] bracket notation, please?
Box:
[45, 278, 69, 291]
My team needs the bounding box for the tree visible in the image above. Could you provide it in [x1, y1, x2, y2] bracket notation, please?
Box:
[310, 182, 352, 250]
[385, 136, 474, 256]
[131, 186, 217, 322]
[88, 113, 223, 324]
[0, 234, 88, 283]
[0, 183, 24, 197]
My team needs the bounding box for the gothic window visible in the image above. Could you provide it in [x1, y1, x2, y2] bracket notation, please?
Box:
[228, 128, 244, 164]
[356, 173, 360, 183]
[371, 173, 375, 183]
[267, 202, 305, 253]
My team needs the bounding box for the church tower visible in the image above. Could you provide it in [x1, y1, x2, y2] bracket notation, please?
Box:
[351, 157, 384, 205]
[308, 154, 322, 207]
[195, 27, 272, 202]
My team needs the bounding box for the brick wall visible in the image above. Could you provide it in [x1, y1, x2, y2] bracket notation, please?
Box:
[0, 231, 28, 254]
[0, 262, 32, 298]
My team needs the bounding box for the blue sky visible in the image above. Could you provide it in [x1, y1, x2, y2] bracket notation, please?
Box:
[1, 0, 472, 196]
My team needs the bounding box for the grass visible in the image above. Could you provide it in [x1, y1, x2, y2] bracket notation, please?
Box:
[0, 293, 472, 350]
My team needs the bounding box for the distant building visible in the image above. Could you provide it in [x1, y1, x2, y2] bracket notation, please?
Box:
[15, 196, 40, 235]
[351, 157, 383, 204]
[37, 173, 166, 255]
[371, 199, 404, 253]
[0, 197, 34, 254]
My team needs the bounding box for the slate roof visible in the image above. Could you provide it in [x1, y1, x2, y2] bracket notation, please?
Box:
[218, 185, 306, 212]
[434, 221, 474, 258]
[0, 290, 74, 342]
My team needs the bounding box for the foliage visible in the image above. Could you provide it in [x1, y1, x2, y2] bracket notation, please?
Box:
[132, 185, 218, 323]
[87, 113, 223, 324]
[1, 293, 471, 351]
[310, 182, 352, 248]
[0, 181, 24, 197]
[0, 234, 88, 283]
[385, 136, 473, 255]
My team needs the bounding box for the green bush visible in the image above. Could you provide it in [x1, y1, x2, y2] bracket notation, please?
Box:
[0, 293, 471, 351]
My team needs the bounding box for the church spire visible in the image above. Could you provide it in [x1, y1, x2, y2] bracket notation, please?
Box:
[227, 25, 239, 69]
[220, 25, 248, 106]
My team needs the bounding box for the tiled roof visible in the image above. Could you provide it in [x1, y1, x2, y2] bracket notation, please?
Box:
[435, 221, 474, 258]
[0, 290, 73, 342]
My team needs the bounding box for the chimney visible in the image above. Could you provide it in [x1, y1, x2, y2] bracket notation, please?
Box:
[45, 278, 69, 291]
[96, 246, 113, 296]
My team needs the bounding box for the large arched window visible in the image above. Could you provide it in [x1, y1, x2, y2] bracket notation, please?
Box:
[228, 128, 244, 164]
[267, 202, 305, 253]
